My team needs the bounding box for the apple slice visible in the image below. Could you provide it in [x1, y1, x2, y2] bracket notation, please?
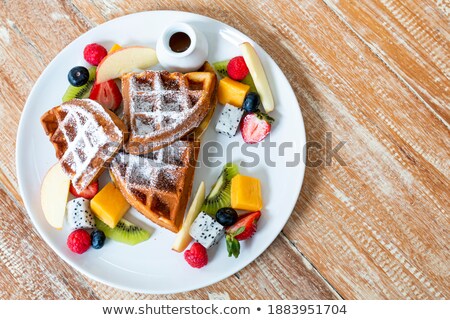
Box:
[96, 46, 158, 83]
[172, 181, 205, 252]
[240, 42, 275, 113]
[41, 163, 71, 229]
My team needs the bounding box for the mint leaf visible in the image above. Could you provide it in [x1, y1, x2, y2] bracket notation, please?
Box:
[231, 238, 240, 258]
[225, 234, 241, 258]
[226, 235, 234, 257]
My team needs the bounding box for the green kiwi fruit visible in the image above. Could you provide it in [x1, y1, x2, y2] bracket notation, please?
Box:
[95, 217, 151, 245]
[212, 60, 257, 93]
[241, 74, 257, 93]
[62, 66, 96, 102]
[201, 163, 239, 217]
[213, 60, 229, 78]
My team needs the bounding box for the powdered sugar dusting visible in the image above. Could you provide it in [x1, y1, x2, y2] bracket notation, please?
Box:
[127, 71, 201, 138]
[58, 99, 123, 191]
[110, 140, 197, 229]
[111, 141, 190, 192]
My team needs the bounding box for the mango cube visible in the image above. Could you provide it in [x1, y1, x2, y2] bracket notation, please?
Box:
[108, 43, 123, 54]
[90, 182, 130, 228]
[231, 175, 263, 211]
[218, 77, 250, 107]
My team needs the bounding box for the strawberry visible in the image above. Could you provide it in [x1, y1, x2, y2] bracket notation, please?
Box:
[241, 112, 274, 144]
[69, 181, 99, 200]
[89, 80, 122, 111]
[227, 211, 261, 240]
[184, 243, 208, 268]
[225, 211, 261, 258]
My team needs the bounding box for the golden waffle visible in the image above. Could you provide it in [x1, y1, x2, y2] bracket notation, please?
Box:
[40, 99, 127, 193]
[188, 62, 219, 140]
[109, 140, 199, 233]
[121, 70, 216, 154]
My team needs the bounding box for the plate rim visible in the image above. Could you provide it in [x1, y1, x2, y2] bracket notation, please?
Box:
[15, 10, 306, 294]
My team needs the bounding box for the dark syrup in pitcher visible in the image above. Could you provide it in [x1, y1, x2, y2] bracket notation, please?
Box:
[169, 32, 191, 53]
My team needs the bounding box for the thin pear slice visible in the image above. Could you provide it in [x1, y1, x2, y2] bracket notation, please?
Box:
[240, 42, 275, 112]
[172, 181, 206, 252]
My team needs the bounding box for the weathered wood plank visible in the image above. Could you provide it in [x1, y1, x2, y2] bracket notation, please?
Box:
[0, 180, 336, 299]
[323, 0, 450, 123]
[0, 0, 448, 300]
[84, 234, 338, 300]
[0, 0, 338, 299]
[236, 0, 448, 299]
[0, 0, 93, 204]
[0, 187, 99, 299]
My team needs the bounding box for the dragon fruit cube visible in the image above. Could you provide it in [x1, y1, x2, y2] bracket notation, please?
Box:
[67, 198, 96, 229]
[189, 212, 225, 249]
[215, 104, 244, 138]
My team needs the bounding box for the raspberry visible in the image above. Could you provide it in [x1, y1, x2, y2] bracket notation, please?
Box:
[184, 243, 208, 268]
[67, 229, 91, 254]
[83, 43, 107, 66]
[227, 56, 249, 81]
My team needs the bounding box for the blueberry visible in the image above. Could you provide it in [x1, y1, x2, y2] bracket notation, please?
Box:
[91, 229, 106, 249]
[68, 66, 89, 87]
[242, 92, 260, 113]
[216, 208, 238, 227]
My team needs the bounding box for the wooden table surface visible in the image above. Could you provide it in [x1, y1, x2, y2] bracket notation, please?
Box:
[0, 0, 448, 300]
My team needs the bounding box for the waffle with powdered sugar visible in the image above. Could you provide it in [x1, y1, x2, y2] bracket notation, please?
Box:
[40, 99, 127, 193]
[121, 70, 216, 154]
[109, 140, 199, 233]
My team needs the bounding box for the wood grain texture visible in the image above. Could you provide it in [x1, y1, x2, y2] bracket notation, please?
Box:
[0, 0, 448, 299]
[0, 1, 339, 299]
[0, 188, 98, 299]
[0, 183, 337, 299]
[244, 0, 449, 299]
[323, 0, 450, 124]
[84, 234, 338, 300]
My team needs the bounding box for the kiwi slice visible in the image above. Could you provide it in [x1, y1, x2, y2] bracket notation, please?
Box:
[241, 74, 257, 93]
[62, 66, 96, 102]
[201, 163, 239, 217]
[213, 60, 229, 78]
[94, 217, 151, 246]
[212, 60, 257, 92]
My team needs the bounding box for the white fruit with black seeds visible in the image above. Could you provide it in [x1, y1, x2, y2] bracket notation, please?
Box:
[189, 212, 225, 249]
[67, 198, 96, 229]
[215, 103, 244, 138]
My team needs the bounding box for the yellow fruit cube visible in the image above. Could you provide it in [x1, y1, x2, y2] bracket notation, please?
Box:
[218, 77, 250, 107]
[90, 182, 130, 228]
[108, 43, 123, 54]
[231, 175, 263, 211]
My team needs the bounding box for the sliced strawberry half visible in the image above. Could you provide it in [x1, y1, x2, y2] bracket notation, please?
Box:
[69, 181, 99, 200]
[241, 112, 274, 144]
[89, 80, 122, 111]
[227, 211, 261, 241]
[225, 211, 262, 258]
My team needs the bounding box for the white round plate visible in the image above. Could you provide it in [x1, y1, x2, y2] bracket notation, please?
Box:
[16, 11, 306, 294]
